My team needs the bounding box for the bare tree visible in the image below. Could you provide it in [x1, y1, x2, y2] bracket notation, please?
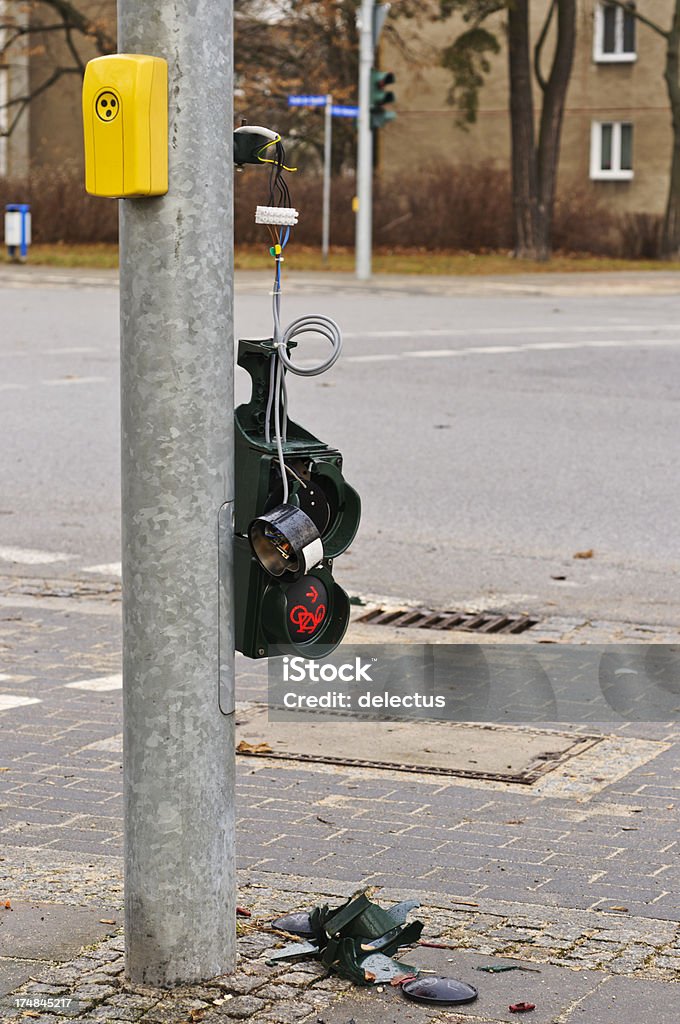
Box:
[610, 1, 680, 258]
[439, 1, 576, 260]
[0, 0, 400, 174]
[0, 1, 114, 140]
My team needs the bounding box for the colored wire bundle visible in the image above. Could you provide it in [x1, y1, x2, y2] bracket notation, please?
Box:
[258, 144, 343, 504]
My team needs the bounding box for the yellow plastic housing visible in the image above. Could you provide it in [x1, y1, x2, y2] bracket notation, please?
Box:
[83, 54, 168, 198]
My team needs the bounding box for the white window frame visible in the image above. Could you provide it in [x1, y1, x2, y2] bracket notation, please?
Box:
[590, 121, 634, 180]
[594, 2, 637, 63]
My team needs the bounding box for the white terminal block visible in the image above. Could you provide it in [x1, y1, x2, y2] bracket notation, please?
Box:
[255, 205, 299, 226]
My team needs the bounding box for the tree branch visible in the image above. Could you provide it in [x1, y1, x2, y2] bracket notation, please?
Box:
[533, 0, 556, 93]
[36, 0, 115, 53]
[0, 65, 81, 137]
[608, 1, 669, 40]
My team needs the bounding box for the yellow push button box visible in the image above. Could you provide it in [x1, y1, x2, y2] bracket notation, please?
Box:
[83, 54, 168, 198]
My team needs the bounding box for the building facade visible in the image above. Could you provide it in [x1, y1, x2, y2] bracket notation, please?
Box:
[383, 0, 674, 215]
[0, 0, 109, 178]
[0, 1, 675, 219]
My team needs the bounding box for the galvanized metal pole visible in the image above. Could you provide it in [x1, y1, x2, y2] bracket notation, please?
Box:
[118, 0, 235, 987]
[356, 0, 374, 280]
[322, 94, 333, 263]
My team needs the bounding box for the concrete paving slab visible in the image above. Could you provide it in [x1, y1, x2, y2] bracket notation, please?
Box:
[235, 707, 596, 781]
[0, 902, 117, 995]
[560, 974, 680, 1023]
[317, 949, 608, 1024]
[0, 957, 37, 998]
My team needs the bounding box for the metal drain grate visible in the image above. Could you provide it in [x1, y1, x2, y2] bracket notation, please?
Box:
[357, 606, 539, 635]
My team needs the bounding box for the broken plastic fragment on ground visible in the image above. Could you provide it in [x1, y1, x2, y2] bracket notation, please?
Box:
[360, 953, 415, 983]
[265, 940, 319, 964]
[401, 975, 479, 1005]
[265, 891, 478, 1003]
[271, 910, 317, 938]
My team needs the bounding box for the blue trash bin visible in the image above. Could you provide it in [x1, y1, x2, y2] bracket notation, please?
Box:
[4, 203, 31, 261]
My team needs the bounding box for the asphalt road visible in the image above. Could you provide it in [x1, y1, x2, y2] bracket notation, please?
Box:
[0, 268, 679, 626]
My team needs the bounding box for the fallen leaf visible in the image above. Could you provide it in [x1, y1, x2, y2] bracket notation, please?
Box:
[573, 549, 594, 559]
[236, 740, 273, 755]
[236, 906, 251, 918]
[4, 900, 10, 909]
[610, 906, 628, 913]
[0, 767, 10, 772]
[509, 1003, 535, 1013]
[390, 973, 418, 986]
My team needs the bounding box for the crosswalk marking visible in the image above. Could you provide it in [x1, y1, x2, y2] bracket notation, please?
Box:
[0, 694, 41, 711]
[42, 376, 108, 386]
[82, 562, 122, 576]
[80, 733, 123, 753]
[65, 674, 122, 692]
[0, 546, 72, 565]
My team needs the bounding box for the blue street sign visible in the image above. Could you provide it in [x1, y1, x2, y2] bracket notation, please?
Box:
[331, 105, 359, 118]
[288, 94, 327, 107]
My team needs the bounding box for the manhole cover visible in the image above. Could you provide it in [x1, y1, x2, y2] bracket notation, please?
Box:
[357, 607, 538, 635]
[235, 708, 599, 784]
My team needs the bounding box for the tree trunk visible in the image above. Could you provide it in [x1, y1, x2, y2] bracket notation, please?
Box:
[535, 1, 576, 260]
[662, 3, 680, 258]
[508, 0, 539, 258]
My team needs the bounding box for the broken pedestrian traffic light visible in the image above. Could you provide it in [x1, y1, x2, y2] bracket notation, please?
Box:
[234, 338, 360, 659]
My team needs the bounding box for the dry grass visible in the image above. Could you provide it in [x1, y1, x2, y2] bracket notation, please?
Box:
[6, 242, 680, 275]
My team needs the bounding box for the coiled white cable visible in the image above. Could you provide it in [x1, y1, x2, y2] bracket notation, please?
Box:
[264, 259, 343, 502]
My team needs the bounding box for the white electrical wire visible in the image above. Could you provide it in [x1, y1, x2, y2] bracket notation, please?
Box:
[264, 257, 342, 503]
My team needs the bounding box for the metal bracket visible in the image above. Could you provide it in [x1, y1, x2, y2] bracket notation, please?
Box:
[218, 501, 235, 715]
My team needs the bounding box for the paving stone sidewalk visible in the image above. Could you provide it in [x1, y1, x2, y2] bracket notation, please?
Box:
[1, 593, 679, 1022]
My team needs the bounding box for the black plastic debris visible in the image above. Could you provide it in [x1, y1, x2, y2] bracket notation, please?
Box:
[401, 975, 479, 1006]
[271, 910, 317, 939]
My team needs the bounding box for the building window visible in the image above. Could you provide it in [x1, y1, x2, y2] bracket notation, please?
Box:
[590, 122, 634, 180]
[594, 2, 637, 62]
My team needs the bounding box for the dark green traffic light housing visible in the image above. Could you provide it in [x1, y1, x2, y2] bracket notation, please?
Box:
[370, 69, 396, 130]
[234, 338, 361, 659]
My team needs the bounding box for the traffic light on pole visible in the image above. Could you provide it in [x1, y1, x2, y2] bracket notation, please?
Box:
[370, 69, 396, 130]
[234, 338, 361, 659]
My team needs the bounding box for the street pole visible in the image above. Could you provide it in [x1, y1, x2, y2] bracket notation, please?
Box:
[356, 0, 374, 280]
[322, 94, 333, 263]
[118, 0, 235, 987]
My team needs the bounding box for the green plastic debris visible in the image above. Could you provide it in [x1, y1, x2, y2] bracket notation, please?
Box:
[476, 964, 541, 974]
[267, 890, 423, 986]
